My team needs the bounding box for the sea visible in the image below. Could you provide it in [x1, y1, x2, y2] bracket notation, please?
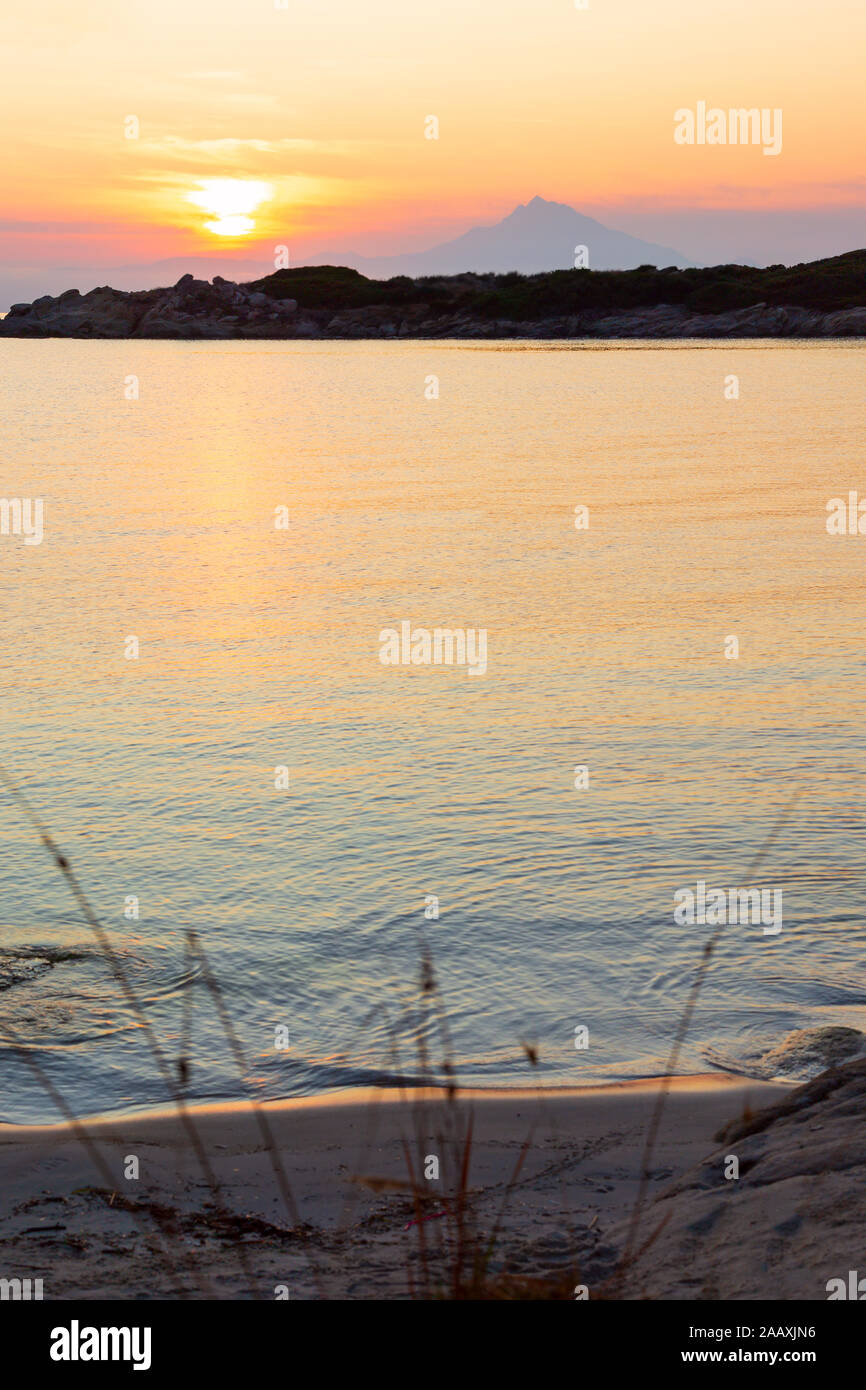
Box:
[0, 337, 864, 1122]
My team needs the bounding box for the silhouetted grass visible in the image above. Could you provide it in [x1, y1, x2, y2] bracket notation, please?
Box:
[0, 767, 261, 1297]
[350, 924, 584, 1300]
[0, 1015, 193, 1297]
[616, 789, 801, 1285]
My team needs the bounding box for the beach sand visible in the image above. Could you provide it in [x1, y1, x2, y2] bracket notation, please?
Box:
[2, 1067, 856, 1300]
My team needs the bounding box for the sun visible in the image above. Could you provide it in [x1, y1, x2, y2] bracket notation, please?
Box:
[186, 179, 273, 237]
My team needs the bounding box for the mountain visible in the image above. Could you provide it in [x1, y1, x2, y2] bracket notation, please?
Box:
[336, 197, 695, 276]
[0, 199, 693, 308]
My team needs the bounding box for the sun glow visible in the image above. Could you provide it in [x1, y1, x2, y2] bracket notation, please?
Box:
[186, 179, 273, 237]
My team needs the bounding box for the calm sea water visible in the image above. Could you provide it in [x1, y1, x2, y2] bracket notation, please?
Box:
[0, 339, 864, 1123]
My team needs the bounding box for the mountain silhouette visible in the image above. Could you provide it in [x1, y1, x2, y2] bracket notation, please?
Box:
[340, 197, 694, 275]
[0, 199, 694, 307]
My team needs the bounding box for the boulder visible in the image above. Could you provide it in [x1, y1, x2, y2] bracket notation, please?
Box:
[615, 1056, 866, 1299]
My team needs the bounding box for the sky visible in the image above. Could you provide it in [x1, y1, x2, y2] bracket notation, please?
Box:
[1, 0, 864, 303]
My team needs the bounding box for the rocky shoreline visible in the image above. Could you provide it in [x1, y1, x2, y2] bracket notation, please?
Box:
[3, 270, 866, 340]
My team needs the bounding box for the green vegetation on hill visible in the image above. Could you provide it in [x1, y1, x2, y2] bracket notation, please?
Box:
[247, 252, 866, 320]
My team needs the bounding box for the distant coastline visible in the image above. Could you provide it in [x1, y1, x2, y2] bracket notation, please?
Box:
[2, 253, 865, 340]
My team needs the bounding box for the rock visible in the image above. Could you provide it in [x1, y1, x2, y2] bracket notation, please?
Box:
[616, 1056, 866, 1299]
[1, 272, 864, 340]
[824, 306, 866, 334]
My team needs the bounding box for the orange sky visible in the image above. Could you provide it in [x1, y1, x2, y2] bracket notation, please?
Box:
[1, 0, 864, 277]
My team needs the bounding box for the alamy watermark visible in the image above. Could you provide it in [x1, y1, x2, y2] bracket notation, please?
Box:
[50, 1321, 151, 1370]
[827, 1271, 866, 1299]
[674, 103, 782, 156]
[0, 1276, 43, 1300]
[674, 879, 783, 935]
[826, 491, 866, 535]
[0, 497, 43, 545]
[379, 621, 487, 677]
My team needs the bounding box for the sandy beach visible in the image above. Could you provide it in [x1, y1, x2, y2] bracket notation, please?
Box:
[0, 1072, 799, 1300]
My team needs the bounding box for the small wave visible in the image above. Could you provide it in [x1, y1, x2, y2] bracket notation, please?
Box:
[0, 946, 90, 992]
[706, 1025, 866, 1082]
[0, 938, 201, 1049]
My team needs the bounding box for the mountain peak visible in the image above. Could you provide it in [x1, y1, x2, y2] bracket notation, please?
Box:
[515, 195, 569, 215]
[324, 198, 695, 276]
[503, 196, 594, 230]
